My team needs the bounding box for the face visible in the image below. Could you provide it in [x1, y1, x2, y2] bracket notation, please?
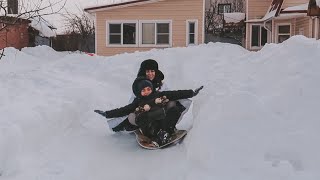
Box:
[146, 70, 155, 81]
[141, 86, 153, 96]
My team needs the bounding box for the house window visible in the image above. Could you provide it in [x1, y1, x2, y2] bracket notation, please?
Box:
[186, 20, 198, 45]
[108, 22, 137, 45]
[277, 25, 291, 43]
[251, 25, 268, 48]
[8, 0, 18, 14]
[218, 3, 231, 14]
[140, 21, 171, 46]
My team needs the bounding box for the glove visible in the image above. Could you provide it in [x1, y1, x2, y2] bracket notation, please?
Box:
[193, 86, 204, 96]
[155, 96, 169, 106]
[94, 110, 107, 117]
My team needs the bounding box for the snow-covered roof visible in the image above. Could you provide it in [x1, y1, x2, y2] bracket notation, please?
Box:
[224, 13, 245, 23]
[276, 12, 307, 19]
[29, 17, 56, 37]
[246, 0, 284, 23]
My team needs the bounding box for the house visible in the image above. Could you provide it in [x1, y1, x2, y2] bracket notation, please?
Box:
[0, 0, 56, 49]
[84, 0, 205, 56]
[245, 0, 320, 51]
[0, 16, 30, 49]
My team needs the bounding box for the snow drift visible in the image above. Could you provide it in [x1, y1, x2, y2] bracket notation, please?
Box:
[0, 36, 320, 180]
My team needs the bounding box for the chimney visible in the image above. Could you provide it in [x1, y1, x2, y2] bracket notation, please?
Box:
[8, 0, 18, 14]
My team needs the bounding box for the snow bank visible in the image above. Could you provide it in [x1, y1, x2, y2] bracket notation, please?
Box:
[0, 36, 320, 180]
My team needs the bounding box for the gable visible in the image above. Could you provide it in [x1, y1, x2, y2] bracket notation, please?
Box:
[308, 0, 320, 16]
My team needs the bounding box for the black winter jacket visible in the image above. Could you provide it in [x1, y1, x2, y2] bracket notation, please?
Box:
[105, 90, 194, 118]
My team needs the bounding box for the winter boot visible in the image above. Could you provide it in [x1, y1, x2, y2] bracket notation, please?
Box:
[152, 129, 171, 147]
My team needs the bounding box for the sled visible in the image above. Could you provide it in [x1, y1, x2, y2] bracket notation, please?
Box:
[134, 129, 187, 150]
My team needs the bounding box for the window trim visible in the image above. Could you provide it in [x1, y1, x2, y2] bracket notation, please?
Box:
[218, 3, 231, 14]
[138, 20, 172, 48]
[250, 24, 269, 50]
[186, 19, 198, 46]
[106, 20, 139, 47]
[276, 23, 291, 43]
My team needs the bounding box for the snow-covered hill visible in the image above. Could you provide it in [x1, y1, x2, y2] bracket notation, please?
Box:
[0, 36, 320, 180]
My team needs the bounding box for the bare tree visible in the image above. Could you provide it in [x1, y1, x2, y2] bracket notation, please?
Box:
[205, 0, 245, 44]
[206, 0, 245, 33]
[205, 1, 223, 35]
[0, 0, 66, 60]
[62, 8, 95, 52]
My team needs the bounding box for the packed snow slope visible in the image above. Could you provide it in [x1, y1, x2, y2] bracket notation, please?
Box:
[0, 36, 320, 180]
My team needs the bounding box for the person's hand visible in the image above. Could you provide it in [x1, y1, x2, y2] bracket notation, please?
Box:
[143, 104, 151, 111]
[94, 110, 107, 117]
[193, 86, 204, 96]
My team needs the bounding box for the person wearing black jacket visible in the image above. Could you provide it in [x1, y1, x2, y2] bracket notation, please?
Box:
[137, 59, 165, 91]
[95, 77, 203, 147]
[111, 59, 189, 132]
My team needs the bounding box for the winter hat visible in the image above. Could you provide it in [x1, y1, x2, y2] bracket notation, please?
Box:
[137, 59, 159, 77]
[138, 59, 164, 84]
[132, 77, 154, 97]
[141, 59, 159, 70]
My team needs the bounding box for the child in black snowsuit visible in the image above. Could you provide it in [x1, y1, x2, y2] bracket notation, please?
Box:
[95, 77, 203, 146]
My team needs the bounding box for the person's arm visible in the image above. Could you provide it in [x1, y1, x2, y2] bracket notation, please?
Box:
[160, 90, 194, 101]
[94, 101, 138, 118]
[160, 86, 204, 101]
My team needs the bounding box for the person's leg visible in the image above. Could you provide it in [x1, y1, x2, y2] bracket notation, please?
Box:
[165, 101, 176, 110]
[135, 112, 161, 138]
[163, 105, 181, 134]
[128, 113, 137, 125]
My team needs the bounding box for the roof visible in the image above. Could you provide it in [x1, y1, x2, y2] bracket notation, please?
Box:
[246, 0, 284, 23]
[84, 0, 165, 12]
[282, 3, 308, 14]
[308, 0, 320, 16]
[224, 13, 245, 23]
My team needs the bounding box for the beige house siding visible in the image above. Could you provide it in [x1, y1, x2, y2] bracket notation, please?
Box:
[294, 17, 311, 37]
[247, 0, 271, 19]
[95, 0, 204, 56]
[318, 18, 320, 39]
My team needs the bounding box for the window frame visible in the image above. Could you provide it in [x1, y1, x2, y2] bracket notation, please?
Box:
[218, 3, 231, 14]
[276, 23, 291, 43]
[106, 20, 139, 47]
[138, 20, 172, 48]
[186, 19, 198, 46]
[250, 24, 269, 50]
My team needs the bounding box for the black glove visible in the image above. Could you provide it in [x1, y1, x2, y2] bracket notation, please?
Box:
[94, 110, 107, 117]
[193, 86, 204, 96]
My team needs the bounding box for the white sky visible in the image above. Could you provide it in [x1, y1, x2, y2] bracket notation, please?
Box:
[1, 35, 320, 180]
[38, 0, 134, 34]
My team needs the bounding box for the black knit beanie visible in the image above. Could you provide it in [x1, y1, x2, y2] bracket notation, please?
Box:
[132, 77, 153, 97]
